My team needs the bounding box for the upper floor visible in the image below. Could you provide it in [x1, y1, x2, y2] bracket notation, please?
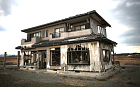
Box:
[21, 10, 111, 45]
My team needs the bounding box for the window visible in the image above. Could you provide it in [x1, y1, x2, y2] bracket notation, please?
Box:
[81, 25, 85, 30]
[60, 27, 64, 33]
[46, 30, 48, 37]
[67, 45, 90, 64]
[98, 26, 102, 34]
[55, 28, 60, 37]
[43, 31, 45, 38]
[103, 49, 110, 62]
[34, 31, 41, 37]
[26, 31, 41, 42]
[36, 32, 39, 37]
[85, 23, 90, 29]
[98, 26, 105, 35]
[75, 26, 80, 30]
[53, 27, 65, 38]
[75, 25, 85, 31]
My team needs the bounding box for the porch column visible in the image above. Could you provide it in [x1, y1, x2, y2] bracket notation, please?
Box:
[20, 52, 25, 66]
[36, 51, 39, 69]
[46, 48, 50, 69]
[41, 52, 43, 68]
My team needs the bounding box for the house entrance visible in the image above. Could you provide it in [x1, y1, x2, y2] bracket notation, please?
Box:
[38, 51, 46, 69]
[50, 47, 60, 66]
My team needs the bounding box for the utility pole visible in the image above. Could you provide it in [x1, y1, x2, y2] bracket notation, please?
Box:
[3, 52, 7, 68]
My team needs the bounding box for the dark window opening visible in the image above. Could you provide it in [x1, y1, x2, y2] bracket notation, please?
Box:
[46, 30, 48, 37]
[67, 45, 90, 64]
[85, 23, 90, 29]
[74, 23, 90, 31]
[103, 49, 110, 62]
[26, 31, 41, 42]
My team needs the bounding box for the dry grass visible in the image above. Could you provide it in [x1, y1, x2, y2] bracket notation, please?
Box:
[114, 55, 140, 66]
[0, 57, 21, 64]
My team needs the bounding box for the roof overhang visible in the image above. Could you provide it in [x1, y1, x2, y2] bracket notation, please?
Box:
[32, 37, 117, 48]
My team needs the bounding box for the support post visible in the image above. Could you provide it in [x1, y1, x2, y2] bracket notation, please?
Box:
[17, 51, 20, 68]
[113, 51, 115, 64]
[3, 52, 7, 68]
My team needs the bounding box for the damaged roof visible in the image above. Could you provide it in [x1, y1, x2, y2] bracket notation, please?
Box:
[33, 36, 117, 47]
[15, 36, 117, 50]
[21, 10, 111, 33]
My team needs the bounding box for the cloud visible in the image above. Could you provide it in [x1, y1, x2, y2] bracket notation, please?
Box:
[109, 0, 140, 46]
[0, 0, 18, 16]
[0, 25, 6, 31]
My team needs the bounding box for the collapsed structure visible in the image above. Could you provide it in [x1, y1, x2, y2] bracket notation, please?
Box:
[16, 10, 117, 72]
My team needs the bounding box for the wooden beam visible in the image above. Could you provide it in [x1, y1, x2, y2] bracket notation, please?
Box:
[3, 52, 7, 68]
[17, 51, 20, 68]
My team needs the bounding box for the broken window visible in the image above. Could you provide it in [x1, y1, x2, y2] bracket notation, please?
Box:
[67, 45, 90, 64]
[103, 49, 110, 62]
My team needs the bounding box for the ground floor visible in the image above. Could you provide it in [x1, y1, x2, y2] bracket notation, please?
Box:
[20, 41, 115, 72]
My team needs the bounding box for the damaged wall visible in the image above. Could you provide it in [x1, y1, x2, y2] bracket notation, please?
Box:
[100, 42, 114, 70]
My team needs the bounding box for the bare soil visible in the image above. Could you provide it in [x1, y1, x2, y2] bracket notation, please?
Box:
[0, 66, 140, 87]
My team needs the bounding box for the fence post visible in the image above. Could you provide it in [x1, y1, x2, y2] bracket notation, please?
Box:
[17, 51, 20, 68]
[3, 52, 7, 68]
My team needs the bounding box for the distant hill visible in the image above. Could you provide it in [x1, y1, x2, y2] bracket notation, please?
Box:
[0, 54, 4, 57]
[0, 54, 17, 57]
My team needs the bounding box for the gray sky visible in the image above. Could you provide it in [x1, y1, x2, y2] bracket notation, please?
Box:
[0, 0, 140, 54]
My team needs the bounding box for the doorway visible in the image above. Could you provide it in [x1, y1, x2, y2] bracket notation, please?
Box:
[50, 47, 60, 66]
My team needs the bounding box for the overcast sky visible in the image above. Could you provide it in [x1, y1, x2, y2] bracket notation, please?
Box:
[0, 0, 140, 55]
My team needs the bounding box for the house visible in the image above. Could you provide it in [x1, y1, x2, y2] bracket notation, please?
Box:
[15, 10, 117, 72]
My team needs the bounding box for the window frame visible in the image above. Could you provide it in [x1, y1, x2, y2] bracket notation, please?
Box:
[75, 25, 86, 31]
[53, 27, 65, 38]
[67, 45, 90, 65]
[103, 49, 110, 62]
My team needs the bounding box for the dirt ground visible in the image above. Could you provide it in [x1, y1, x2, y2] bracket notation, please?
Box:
[0, 66, 140, 87]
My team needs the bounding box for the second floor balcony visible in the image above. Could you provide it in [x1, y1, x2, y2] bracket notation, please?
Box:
[51, 28, 92, 40]
[21, 37, 41, 45]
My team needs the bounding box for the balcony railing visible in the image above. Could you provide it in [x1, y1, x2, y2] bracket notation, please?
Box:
[50, 28, 92, 40]
[21, 37, 41, 45]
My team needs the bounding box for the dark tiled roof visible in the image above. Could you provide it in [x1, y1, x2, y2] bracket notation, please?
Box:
[32, 36, 117, 47]
[21, 10, 111, 33]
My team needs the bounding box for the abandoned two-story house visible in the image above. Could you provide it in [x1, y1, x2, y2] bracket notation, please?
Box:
[15, 10, 117, 72]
